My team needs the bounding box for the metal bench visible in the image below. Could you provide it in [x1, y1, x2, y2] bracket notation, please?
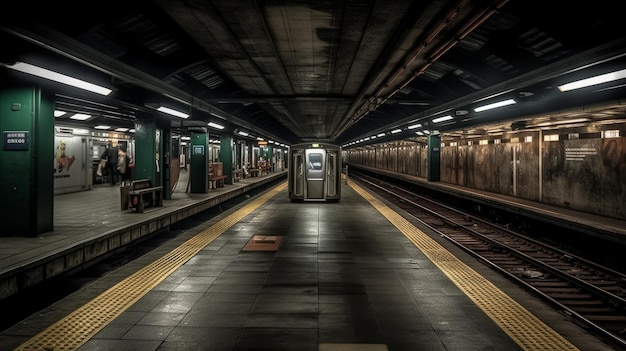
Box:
[126, 179, 163, 213]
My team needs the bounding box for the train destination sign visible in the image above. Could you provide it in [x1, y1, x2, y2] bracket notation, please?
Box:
[3, 131, 29, 150]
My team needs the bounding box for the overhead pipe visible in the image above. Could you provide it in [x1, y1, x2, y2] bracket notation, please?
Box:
[334, 0, 508, 139]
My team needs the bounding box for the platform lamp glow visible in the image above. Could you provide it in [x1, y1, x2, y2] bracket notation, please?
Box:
[6, 62, 113, 96]
[157, 106, 189, 118]
[558, 68, 626, 92]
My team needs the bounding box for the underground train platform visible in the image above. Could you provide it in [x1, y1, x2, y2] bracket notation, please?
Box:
[0, 173, 619, 351]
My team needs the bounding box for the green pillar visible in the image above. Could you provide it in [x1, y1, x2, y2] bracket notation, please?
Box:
[0, 83, 54, 236]
[161, 123, 172, 199]
[220, 134, 233, 185]
[190, 130, 208, 193]
[268, 145, 274, 172]
[427, 134, 441, 181]
[134, 113, 162, 187]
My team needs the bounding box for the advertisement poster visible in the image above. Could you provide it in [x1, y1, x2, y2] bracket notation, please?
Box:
[54, 135, 85, 191]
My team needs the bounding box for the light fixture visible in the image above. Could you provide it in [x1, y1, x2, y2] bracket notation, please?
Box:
[391, 129, 402, 134]
[407, 123, 422, 129]
[432, 115, 453, 123]
[70, 113, 91, 120]
[377, 133, 386, 137]
[558, 68, 626, 92]
[208, 122, 224, 130]
[54, 110, 66, 117]
[238, 131, 249, 136]
[157, 106, 189, 119]
[94, 125, 111, 130]
[474, 99, 516, 112]
[115, 127, 129, 132]
[7, 62, 112, 96]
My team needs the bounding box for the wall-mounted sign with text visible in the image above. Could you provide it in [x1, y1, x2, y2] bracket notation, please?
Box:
[3, 131, 29, 150]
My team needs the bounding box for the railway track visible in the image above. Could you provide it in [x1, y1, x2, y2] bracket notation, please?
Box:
[351, 173, 626, 350]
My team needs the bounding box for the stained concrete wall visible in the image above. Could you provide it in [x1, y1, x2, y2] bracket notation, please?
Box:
[345, 129, 626, 221]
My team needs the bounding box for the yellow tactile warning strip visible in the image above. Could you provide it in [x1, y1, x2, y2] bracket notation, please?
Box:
[349, 181, 580, 351]
[319, 343, 388, 351]
[14, 182, 287, 351]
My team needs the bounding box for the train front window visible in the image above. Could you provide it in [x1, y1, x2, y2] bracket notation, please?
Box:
[306, 152, 324, 179]
[308, 153, 323, 170]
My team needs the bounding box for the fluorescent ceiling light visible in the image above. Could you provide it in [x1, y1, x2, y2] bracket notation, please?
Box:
[377, 133, 386, 137]
[558, 68, 626, 92]
[115, 128, 129, 132]
[407, 123, 422, 129]
[129, 129, 136, 133]
[474, 99, 516, 112]
[432, 115, 453, 123]
[208, 122, 224, 129]
[54, 110, 66, 117]
[391, 129, 402, 134]
[157, 106, 189, 118]
[238, 131, 249, 136]
[70, 113, 91, 120]
[257, 137, 264, 141]
[8, 62, 112, 96]
[94, 125, 111, 130]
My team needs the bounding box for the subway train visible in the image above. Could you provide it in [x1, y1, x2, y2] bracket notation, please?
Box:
[288, 142, 342, 202]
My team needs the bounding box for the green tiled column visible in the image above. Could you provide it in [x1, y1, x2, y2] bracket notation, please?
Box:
[0, 83, 54, 236]
[220, 134, 233, 185]
[134, 113, 162, 187]
[190, 130, 208, 193]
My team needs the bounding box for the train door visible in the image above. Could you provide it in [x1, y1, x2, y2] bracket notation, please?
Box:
[305, 148, 325, 199]
[292, 151, 304, 197]
[326, 150, 337, 197]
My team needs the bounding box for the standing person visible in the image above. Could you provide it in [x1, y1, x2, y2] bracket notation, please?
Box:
[100, 142, 119, 186]
[117, 146, 132, 186]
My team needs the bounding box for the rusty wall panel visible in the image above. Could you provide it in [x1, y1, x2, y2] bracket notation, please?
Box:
[440, 146, 455, 183]
[516, 139, 540, 201]
[419, 147, 428, 178]
[493, 143, 513, 195]
[543, 137, 626, 219]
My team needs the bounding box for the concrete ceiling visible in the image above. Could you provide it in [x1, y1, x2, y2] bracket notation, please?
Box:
[1, 0, 625, 147]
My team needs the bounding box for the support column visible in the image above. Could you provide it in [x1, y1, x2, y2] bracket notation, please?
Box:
[161, 123, 172, 199]
[427, 134, 441, 181]
[190, 129, 208, 193]
[134, 113, 162, 187]
[220, 134, 234, 185]
[268, 145, 274, 172]
[0, 83, 54, 236]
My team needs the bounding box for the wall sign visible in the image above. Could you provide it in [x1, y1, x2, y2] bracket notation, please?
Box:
[3, 131, 29, 150]
[193, 145, 205, 155]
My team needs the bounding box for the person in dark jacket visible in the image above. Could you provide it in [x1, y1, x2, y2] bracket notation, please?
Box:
[100, 142, 119, 186]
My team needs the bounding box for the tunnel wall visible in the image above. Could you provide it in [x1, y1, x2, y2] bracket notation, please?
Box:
[344, 125, 626, 221]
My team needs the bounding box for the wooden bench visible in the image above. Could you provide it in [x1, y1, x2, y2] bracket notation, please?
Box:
[126, 179, 163, 213]
[248, 168, 260, 177]
[208, 175, 228, 189]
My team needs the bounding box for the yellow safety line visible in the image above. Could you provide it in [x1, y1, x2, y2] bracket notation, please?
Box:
[349, 181, 579, 351]
[15, 182, 287, 351]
